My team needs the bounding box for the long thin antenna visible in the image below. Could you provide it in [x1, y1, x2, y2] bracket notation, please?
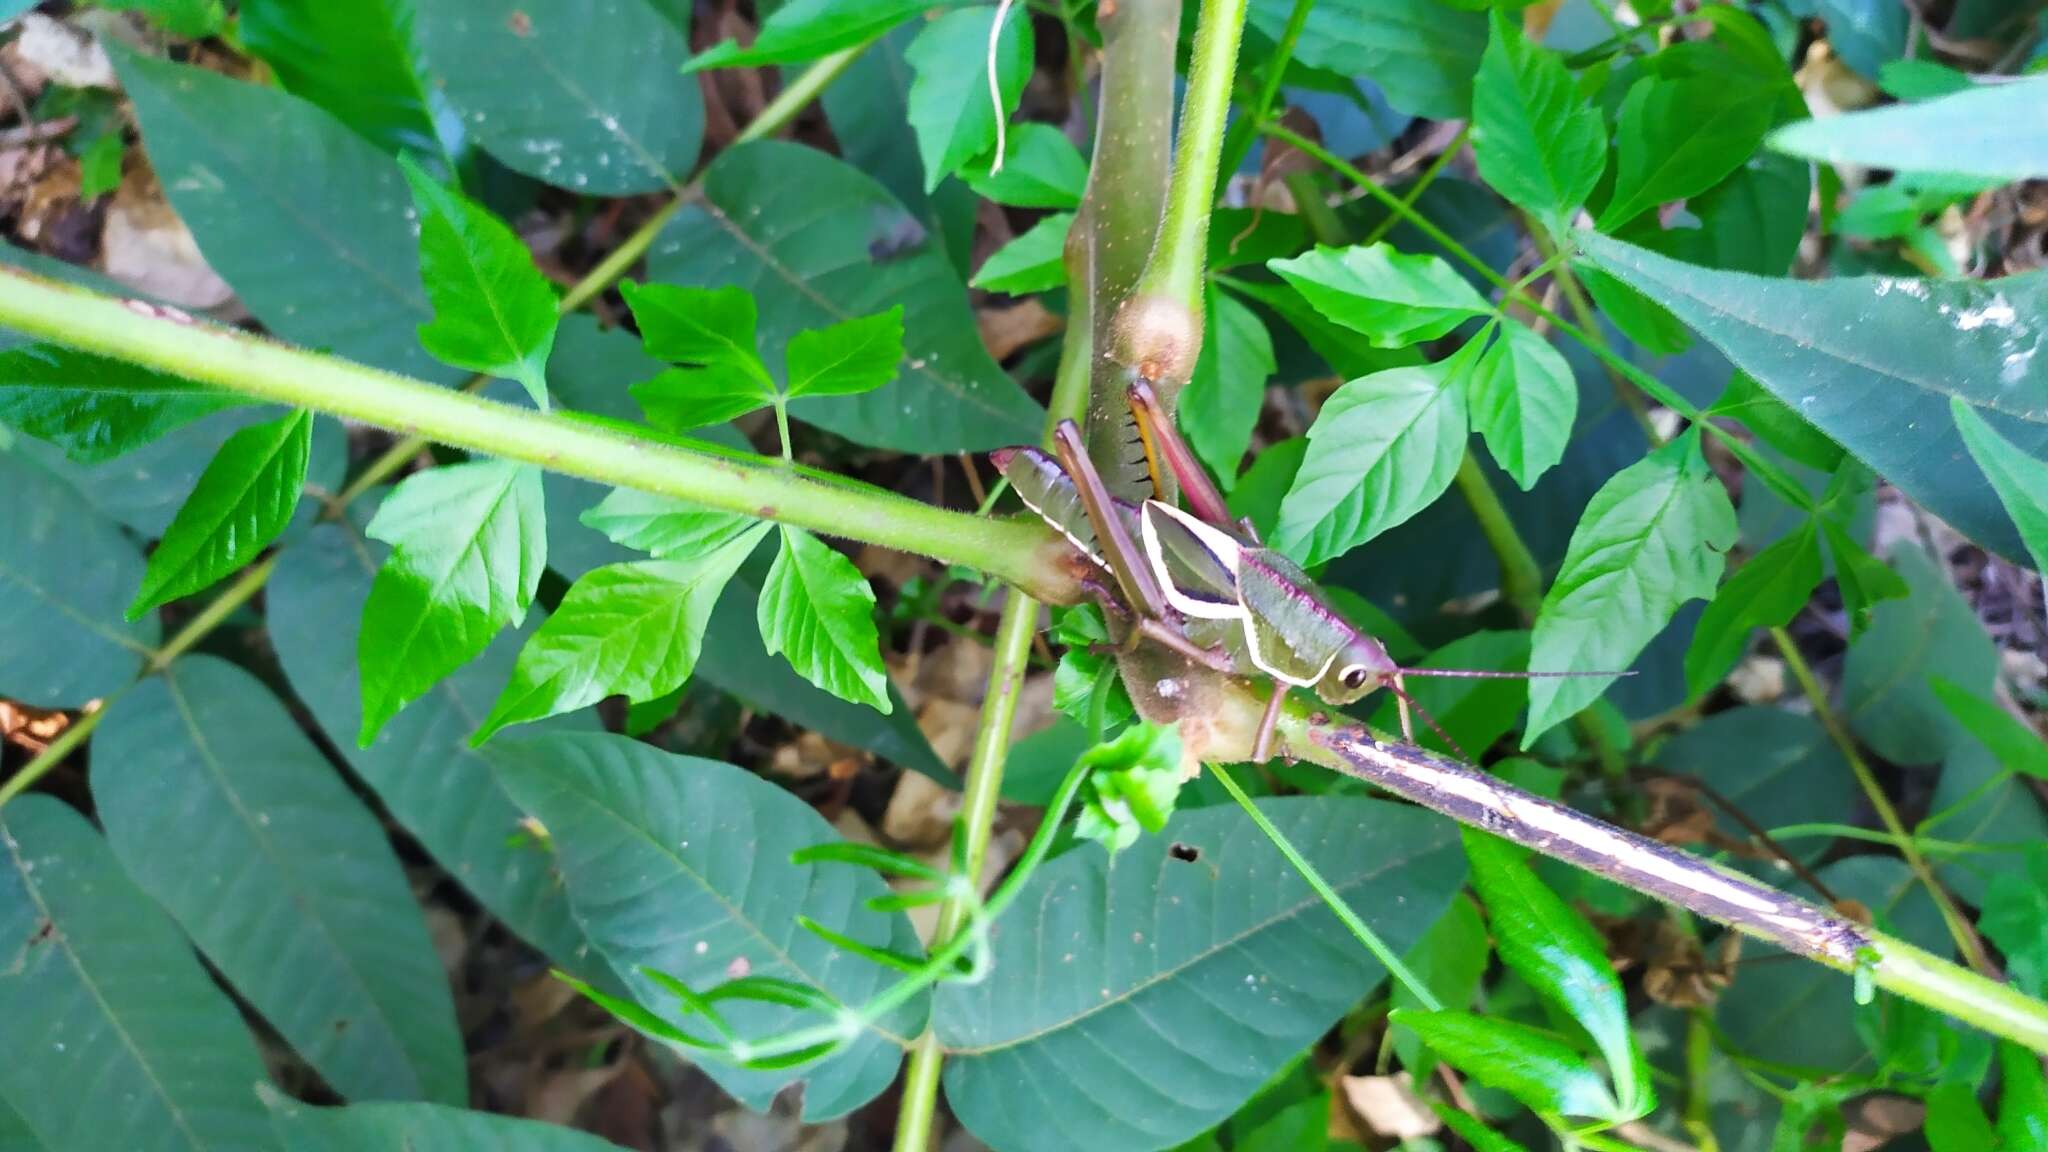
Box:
[1384, 681, 1469, 762]
[1394, 668, 1639, 681]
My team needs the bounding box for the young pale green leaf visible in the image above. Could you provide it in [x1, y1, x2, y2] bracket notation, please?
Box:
[758, 526, 892, 713]
[1467, 319, 1577, 490]
[786, 306, 904, 400]
[620, 281, 767, 374]
[129, 409, 312, 617]
[1526, 432, 1737, 742]
[1925, 1081, 2000, 1152]
[2001, 1041, 2048, 1148]
[1682, 521, 1824, 700]
[970, 213, 1072, 295]
[904, 6, 1032, 191]
[1247, 0, 1485, 120]
[401, 156, 559, 409]
[239, 0, 442, 159]
[1930, 677, 2048, 780]
[476, 528, 768, 742]
[1463, 832, 1652, 1117]
[1391, 1009, 1621, 1120]
[1600, 77, 1775, 231]
[1821, 519, 1908, 637]
[632, 363, 779, 432]
[959, 122, 1088, 209]
[1952, 396, 2048, 576]
[358, 460, 547, 743]
[688, 0, 935, 71]
[1771, 76, 2048, 181]
[1181, 287, 1277, 486]
[579, 487, 764, 559]
[266, 1094, 632, 1151]
[0, 344, 244, 463]
[1073, 722, 1187, 854]
[1471, 10, 1605, 230]
[1269, 243, 1494, 348]
[1273, 357, 1472, 566]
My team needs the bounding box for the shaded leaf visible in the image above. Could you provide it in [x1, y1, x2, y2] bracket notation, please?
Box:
[130, 410, 311, 617]
[1842, 546, 1998, 764]
[1471, 10, 1605, 230]
[905, 6, 1032, 191]
[1816, 0, 1909, 79]
[0, 346, 242, 464]
[1575, 263, 1691, 356]
[970, 214, 1071, 296]
[1248, 0, 1484, 119]
[758, 527, 892, 712]
[1932, 677, 2048, 780]
[1707, 372, 1843, 473]
[1181, 287, 1276, 486]
[1683, 521, 1823, 699]
[1651, 707, 1857, 869]
[960, 122, 1087, 209]
[1980, 856, 2048, 996]
[688, 0, 939, 71]
[1770, 77, 2048, 181]
[266, 1095, 629, 1151]
[1393, 1009, 1619, 1119]
[1822, 519, 1908, 637]
[1390, 895, 1489, 1076]
[1269, 243, 1494, 349]
[1953, 396, 2048, 575]
[1928, 740, 2048, 907]
[413, 0, 701, 194]
[1525, 432, 1737, 743]
[1601, 77, 1775, 231]
[787, 307, 905, 400]
[1925, 1081, 1999, 1152]
[95, 657, 465, 1103]
[0, 796, 279, 1151]
[1468, 319, 1577, 490]
[239, 0, 442, 158]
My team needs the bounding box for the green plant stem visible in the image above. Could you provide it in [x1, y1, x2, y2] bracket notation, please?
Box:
[1684, 1010, 1720, 1152]
[1215, 0, 1313, 178]
[1770, 626, 1998, 977]
[1766, 823, 2035, 856]
[1452, 452, 1543, 621]
[1358, 123, 1471, 249]
[1538, 235, 1660, 444]
[893, 595, 1038, 1152]
[0, 699, 111, 808]
[1208, 761, 1442, 1010]
[1132, 0, 1248, 314]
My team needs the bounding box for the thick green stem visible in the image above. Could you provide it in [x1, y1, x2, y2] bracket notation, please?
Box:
[0, 270, 1085, 604]
[1451, 452, 1543, 622]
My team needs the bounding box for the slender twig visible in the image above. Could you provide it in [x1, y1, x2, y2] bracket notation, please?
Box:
[1359, 124, 1471, 249]
[0, 700, 112, 808]
[1214, 0, 1313, 179]
[1130, 0, 1249, 318]
[1451, 452, 1544, 622]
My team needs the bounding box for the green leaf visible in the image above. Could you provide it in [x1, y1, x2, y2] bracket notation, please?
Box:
[1981, 855, 2048, 995]
[1600, 77, 1775, 231]
[476, 529, 767, 741]
[1393, 1009, 1621, 1119]
[969, 213, 1072, 295]
[1436, 1106, 1533, 1152]
[2001, 1041, 2048, 1148]
[959, 122, 1087, 209]
[1815, 0, 1910, 80]
[1953, 396, 2048, 575]
[1641, 151, 1810, 277]
[1707, 372, 1843, 472]
[94, 0, 224, 36]
[1471, 11, 1605, 230]
[239, 0, 443, 158]
[266, 1095, 629, 1151]
[1651, 707, 1859, 871]
[0, 442, 158, 707]
[269, 515, 613, 984]
[1525, 432, 1737, 743]
[357, 460, 548, 743]
[1575, 263, 1691, 355]
[1248, 0, 1485, 119]
[1821, 519, 1908, 637]
[1464, 832, 1651, 1116]
[1468, 319, 1577, 490]
[1929, 739, 2048, 907]
[688, 0, 939, 71]
[112, 48, 450, 380]
[648, 140, 1041, 451]
[1931, 677, 2048, 780]
[128, 410, 311, 617]
[0, 796, 280, 1151]
[758, 527, 892, 712]
[1682, 521, 1823, 699]
[579, 488, 764, 559]
[619, 282, 766, 374]
[1272, 356, 1472, 566]
[401, 157, 559, 408]
[0, 345, 243, 464]
[631, 363, 779, 432]
[1769, 77, 2039, 181]
[1181, 287, 1276, 486]
[786, 307, 905, 400]
[1391, 895, 1490, 1076]
[1072, 722, 1187, 854]
[1926, 1080, 1999, 1151]
[94, 656, 465, 1103]
[905, 6, 1032, 191]
[1269, 243, 1494, 349]
[492, 733, 925, 1119]
[1841, 546, 1998, 764]
[1577, 234, 2048, 563]
[936, 796, 1465, 1152]
[413, 0, 701, 194]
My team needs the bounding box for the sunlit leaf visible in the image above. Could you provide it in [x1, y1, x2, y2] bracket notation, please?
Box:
[1682, 520, 1823, 699]
[0, 345, 243, 464]
[1471, 10, 1605, 231]
[960, 122, 1087, 209]
[1600, 77, 1774, 231]
[1269, 243, 1493, 349]
[1467, 319, 1577, 490]
[1770, 77, 2048, 181]
[632, 363, 778, 432]
[786, 307, 904, 400]
[1392, 1009, 1620, 1119]
[579, 488, 764, 560]
[970, 213, 1072, 296]
[903, 6, 1032, 191]
[130, 409, 312, 616]
[758, 526, 892, 712]
[688, 0, 941, 71]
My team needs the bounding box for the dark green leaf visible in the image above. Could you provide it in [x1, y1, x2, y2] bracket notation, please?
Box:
[1650, 707, 1857, 870]
[96, 0, 224, 36]
[401, 157, 558, 407]
[1464, 832, 1651, 1115]
[1600, 78, 1775, 231]
[1468, 319, 1578, 490]
[688, 0, 940, 71]
[239, 0, 443, 158]
[1392, 1009, 1620, 1119]
[358, 460, 548, 743]
[1953, 396, 2048, 575]
[1368, 631, 1532, 758]
[1842, 546, 1998, 764]
[1526, 432, 1737, 742]
[1822, 519, 1908, 637]
[0, 442, 158, 707]
[1926, 1079, 1999, 1150]
[936, 796, 1466, 1152]
[1683, 521, 1823, 699]
[758, 527, 892, 712]
[1642, 151, 1810, 277]
[478, 529, 767, 740]
[129, 410, 311, 617]
[1274, 356, 1472, 567]
[619, 282, 765, 373]
[1248, 0, 1485, 119]
[95, 656, 465, 1103]
[579, 488, 763, 560]
[905, 6, 1032, 191]
[1269, 243, 1494, 349]
[493, 733, 925, 1119]
[266, 1095, 629, 1151]
[1436, 1106, 1533, 1152]
[786, 308, 905, 400]
[1707, 372, 1843, 472]
[0, 345, 242, 464]
[632, 364, 778, 432]
[1931, 677, 2048, 780]
[1574, 263, 1691, 355]
[413, 0, 701, 194]
[1181, 287, 1276, 486]
[1391, 895, 1489, 1076]
[969, 213, 1071, 296]
[0, 796, 279, 1151]
[1472, 10, 1605, 230]
[2001, 1040, 2048, 1148]
[648, 141, 1041, 451]
[959, 122, 1087, 209]
[112, 48, 449, 380]
[1981, 856, 2048, 995]
[1577, 234, 2048, 563]
[1815, 0, 1909, 79]
[1928, 740, 2048, 907]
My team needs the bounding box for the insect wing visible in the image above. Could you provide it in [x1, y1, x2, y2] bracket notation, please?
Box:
[997, 445, 1142, 567]
[1236, 549, 1354, 686]
[1140, 501, 1244, 620]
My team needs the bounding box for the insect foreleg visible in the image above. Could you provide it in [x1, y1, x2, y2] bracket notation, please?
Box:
[1052, 421, 1173, 622]
[1126, 379, 1237, 530]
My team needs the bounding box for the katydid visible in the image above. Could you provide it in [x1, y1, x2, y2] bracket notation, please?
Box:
[995, 382, 1627, 762]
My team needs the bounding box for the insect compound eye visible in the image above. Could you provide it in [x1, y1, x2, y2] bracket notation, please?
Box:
[1340, 665, 1370, 690]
